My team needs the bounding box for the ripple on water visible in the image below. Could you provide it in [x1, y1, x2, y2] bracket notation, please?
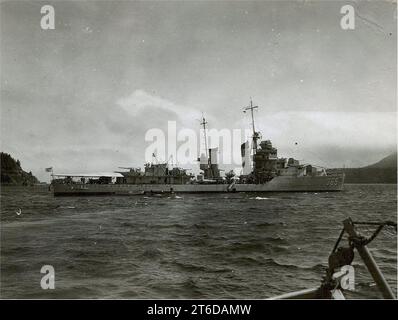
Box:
[0, 184, 396, 298]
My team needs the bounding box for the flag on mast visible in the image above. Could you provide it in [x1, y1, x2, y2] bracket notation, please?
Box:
[45, 167, 53, 172]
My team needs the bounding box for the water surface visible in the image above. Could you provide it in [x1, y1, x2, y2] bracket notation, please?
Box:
[1, 184, 396, 299]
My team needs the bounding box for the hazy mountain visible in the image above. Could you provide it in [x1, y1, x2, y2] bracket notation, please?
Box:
[330, 153, 397, 184]
[365, 152, 397, 169]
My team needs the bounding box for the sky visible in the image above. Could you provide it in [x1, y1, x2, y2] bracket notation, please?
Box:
[1, 0, 397, 182]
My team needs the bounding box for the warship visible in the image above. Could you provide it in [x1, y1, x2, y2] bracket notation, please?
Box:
[51, 101, 345, 196]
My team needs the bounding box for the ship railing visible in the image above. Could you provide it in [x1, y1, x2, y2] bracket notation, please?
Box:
[270, 218, 396, 299]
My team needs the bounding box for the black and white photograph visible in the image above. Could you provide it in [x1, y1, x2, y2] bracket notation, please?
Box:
[0, 0, 397, 310]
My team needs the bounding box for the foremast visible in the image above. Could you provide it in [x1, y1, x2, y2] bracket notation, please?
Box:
[242, 99, 277, 183]
[244, 99, 260, 155]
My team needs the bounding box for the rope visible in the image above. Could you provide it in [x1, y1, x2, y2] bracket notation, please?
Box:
[349, 221, 396, 247]
[331, 227, 345, 254]
[353, 221, 397, 228]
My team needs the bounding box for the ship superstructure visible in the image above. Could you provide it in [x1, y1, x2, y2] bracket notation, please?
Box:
[51, 101, 344, 196]
[115, 163, 193, 185]
[239, 99, 327, 184]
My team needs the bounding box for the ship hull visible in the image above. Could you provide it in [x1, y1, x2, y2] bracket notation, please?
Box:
[53, 174, 345, 196]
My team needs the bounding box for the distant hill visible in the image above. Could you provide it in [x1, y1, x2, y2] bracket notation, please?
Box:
[1, 152, 40, 185]
[365, 152, 397, 169]
[329, 152, 397, 184]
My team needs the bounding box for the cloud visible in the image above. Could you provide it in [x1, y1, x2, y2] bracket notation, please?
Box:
[117, 89, 181, 116]
[1, 1, 396, 182]
[116, 89, 202, 128]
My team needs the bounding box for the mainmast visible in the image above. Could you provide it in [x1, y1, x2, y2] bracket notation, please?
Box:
[199, 114, 218, 179]
[200, 114, 209, 161]
[244, 99, 260, 154]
